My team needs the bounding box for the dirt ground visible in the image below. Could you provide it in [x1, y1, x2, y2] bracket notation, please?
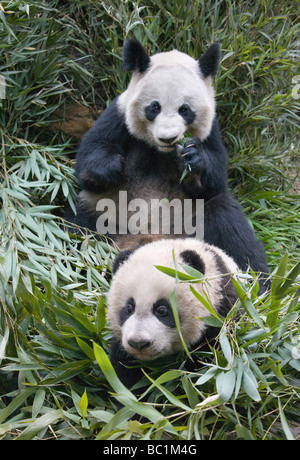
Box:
[289, 167, 300, 195]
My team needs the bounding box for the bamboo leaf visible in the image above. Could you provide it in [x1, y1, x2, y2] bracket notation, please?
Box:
[275, 261, 300, 297]
[196, 367, 218, 386]
[242, 367, 261, 402]
[32, 389, 46, 419]
[179, 263, 204, 279]
[231, 278, 265, 329]
[216, 369, 236, 402]
[142, 370, 192, 412]
[0, 328, 9, 365]
[0, 389, 36, 424]
[79, 389, 88, 419]
[155, 265, 197, 281]
[96, 297, 106, 333]
[190, 285, 223, 322]
[169, 289, 191, 358]
[16, 410, 63, 440]
[93, 342, 135, 399]
[278, 398, 295, 440]
[75, 337, 95, 360]
[220, 329, 232, 364]
[93, 343, 177, 433]
[271, 252, 289, 296]
[199, 315, 223, 327]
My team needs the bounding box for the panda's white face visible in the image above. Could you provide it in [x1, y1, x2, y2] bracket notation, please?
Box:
[118, 50, 216, 152]
[107, 254, 183, 360]
[118, 297, 181, 360]
[107, 239, 238, 361]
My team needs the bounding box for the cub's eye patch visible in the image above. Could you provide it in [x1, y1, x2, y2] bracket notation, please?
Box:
[153, 299, 176, 328]
[178, 104, 196, 125]
[120, 297, 135, 325]
[145, 100, 161, 121]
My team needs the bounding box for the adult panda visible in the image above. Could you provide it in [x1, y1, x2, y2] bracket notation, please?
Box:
[107, 238, 239, 388]
[71, 39, 268, 278]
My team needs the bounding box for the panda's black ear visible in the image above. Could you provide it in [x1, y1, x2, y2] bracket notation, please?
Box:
[198, 43, 221, 78]
[122, 39, 151, 73]
[112, 249, 133, 274]
[180, 250, 205, 274]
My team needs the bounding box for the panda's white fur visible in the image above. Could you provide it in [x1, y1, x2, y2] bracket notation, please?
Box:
[107, 238, 239, 362]
[118, 49, 216, 152]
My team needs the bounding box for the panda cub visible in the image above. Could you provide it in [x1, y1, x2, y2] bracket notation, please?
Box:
[71, 39, 268, 278]
[107, 238, 239, 388]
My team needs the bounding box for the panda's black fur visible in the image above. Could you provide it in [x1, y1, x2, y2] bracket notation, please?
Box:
[69, 39, 268, 281]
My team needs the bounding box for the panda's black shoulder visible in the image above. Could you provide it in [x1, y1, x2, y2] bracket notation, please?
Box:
[77, 96, 130, 155]
[202, 117, 227, 158]
[93, 96, 130, 143]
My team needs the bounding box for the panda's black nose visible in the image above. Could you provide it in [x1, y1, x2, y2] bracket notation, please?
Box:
[128, 339, 151, 351]
[158, 136, 177, 145]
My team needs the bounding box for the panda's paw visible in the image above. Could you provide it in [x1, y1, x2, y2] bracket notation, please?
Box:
[181, 137, 207, 174]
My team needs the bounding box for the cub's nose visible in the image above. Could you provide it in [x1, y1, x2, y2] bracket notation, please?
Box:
[128, 339, 151, 351]
[158, 136, 177, 145]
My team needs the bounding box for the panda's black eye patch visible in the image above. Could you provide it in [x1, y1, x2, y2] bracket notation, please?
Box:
[153, 299, 176, 328]
[145, 100, 161, 121]
[120, 297, 135, 325]
[178, 104, 195, 125]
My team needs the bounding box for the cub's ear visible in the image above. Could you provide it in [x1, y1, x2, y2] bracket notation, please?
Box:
[198, 43, 221, 78]
[112, 249, 133, 274]
[122, 39, 151, 73]
[180, 250, 205, 275]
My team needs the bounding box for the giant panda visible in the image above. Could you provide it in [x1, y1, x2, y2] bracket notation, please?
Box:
[70, 39, 268, 280]
[107, 238, 239, 388]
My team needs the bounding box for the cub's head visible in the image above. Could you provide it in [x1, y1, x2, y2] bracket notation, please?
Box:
[107, 239, 238, 362]
[118, 39, 220, 153]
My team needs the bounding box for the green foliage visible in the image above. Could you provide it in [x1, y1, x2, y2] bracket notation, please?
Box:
[0, 0, 299, 440]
